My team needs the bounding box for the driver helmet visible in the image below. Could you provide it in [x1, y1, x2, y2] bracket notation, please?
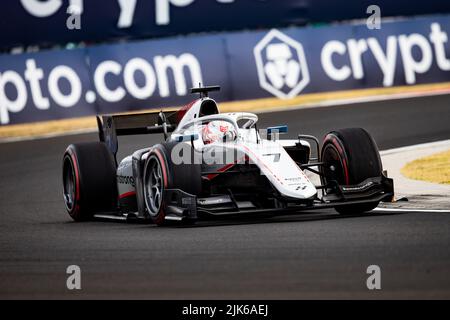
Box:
[202, 120, 237, 144]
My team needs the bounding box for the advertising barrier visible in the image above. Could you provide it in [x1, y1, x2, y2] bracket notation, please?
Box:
[2, 0, 450, 50]
[1, 14, 450, 125]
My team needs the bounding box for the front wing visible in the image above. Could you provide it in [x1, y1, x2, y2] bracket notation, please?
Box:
[159, 174, 394, 221]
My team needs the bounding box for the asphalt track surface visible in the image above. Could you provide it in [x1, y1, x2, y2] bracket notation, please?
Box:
[1, 94, 450, 299]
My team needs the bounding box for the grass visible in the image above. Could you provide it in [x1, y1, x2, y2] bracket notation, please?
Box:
[401, 149, 450, 185]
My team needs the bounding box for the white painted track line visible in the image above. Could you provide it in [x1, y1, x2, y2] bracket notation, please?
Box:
[374, 207, 450, 213]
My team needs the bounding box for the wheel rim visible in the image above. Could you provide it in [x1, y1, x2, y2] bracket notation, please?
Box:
[63, 156, 76, 212]
[321, 144, 346, 187]
[144, 156, 164, 215]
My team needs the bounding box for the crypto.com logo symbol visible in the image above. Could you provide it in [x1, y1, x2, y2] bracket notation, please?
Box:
[254, 29, 310, 99]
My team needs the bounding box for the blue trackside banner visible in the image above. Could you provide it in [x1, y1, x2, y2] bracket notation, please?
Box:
[1, 14, 450, 125]
[2, 0, 450, 49]
[87, 35, 230, 115]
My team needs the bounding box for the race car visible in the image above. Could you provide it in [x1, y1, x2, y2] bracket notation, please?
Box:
[62, 85, 394, 225]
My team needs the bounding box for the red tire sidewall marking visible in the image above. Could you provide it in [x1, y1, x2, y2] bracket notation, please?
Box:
[327, 135, 350, 186]
[68, 149, 81, 215]
[152, 148, 169, 225]
[153, 148, 168, 188]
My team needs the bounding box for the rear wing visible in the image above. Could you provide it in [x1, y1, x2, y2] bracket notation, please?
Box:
[96, 110, 177, 158]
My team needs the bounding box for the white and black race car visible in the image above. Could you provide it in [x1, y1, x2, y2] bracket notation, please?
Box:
[62, 85, 394, 225]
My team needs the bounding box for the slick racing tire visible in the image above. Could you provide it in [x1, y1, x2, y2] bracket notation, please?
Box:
[321, 128, 382, 215]
[143, 142, 201, 226]
[62, 142, 117, 221]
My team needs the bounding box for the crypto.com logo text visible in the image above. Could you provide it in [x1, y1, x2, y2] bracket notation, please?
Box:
[19, 0, 235, 28]
[254, 29, 310, 99]
[0, 54, 202, 125]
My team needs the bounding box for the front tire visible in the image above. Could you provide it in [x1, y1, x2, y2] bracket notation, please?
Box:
[62, 142, 117, 221]
[143, 152, 167, 224]
[143, 142, 201, 225]
[321, 128, 382, 215]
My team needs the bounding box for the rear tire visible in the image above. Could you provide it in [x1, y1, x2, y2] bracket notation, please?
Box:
[143, 142, 201, 225]
[321, 128, 382, 215]
[62, 142, 117, 221]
